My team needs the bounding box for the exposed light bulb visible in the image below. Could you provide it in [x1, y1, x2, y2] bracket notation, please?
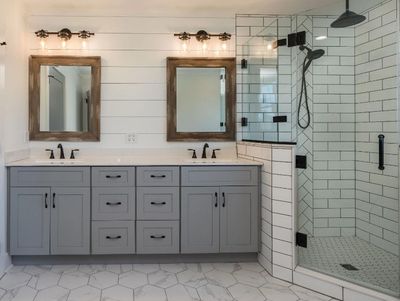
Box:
[181, 40, 188, 52]
[61, 39, 67, 49]
[202, 41, 207, 51]
[81, 39, 87, 49]
[221, 41, 227, 51]
[267, 43, 273, 50]
[40, 38, 46, 50]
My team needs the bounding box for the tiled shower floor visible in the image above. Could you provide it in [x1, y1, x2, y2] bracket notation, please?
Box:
[298, 236, 399, 295]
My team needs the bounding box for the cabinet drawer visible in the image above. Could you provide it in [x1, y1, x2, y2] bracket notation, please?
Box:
[10, 167, 90, 187]
[136, 221, 179, 254]
[137, 187, 179, 220]
[92, 188, 135, 221]
[181, 166, 259, 186]
[92, 167, 135, 187]
[92, 221, 135, 254]
[137, 167, 179, 186]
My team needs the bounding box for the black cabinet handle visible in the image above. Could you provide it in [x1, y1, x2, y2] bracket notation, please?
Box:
[222, 192, 226, 208]
[106, 202, 122, 206]
[106, 175, 122, 179]
[150, 201, 166, 206]
[150, 235, 166, 239]
[150, 175, 166, 179]
[214, 192, 218, 207]
[378, 134, 385, 170]
[44, 193, 48, 209]
[52, 193, 56, 208]
[106, 235, 122, 240]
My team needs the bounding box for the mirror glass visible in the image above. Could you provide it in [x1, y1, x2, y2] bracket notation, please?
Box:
[39, 65, 91, 132]
[176, 67, 226, 133]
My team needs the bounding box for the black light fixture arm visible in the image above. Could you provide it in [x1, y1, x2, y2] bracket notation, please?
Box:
[0, 42, 6, 46]
[174, 30, 231, 42]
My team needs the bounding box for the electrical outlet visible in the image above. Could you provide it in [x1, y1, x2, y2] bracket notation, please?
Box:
[126, 133, 136, 144]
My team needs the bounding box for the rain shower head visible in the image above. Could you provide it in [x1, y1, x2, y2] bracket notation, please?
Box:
[331, 0, 366, 28]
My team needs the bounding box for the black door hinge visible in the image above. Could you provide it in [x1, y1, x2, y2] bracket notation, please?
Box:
[296, 232, 307, 248]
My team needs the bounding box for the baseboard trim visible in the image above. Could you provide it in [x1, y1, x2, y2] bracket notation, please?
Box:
[0, 254, 11, 275]
[12, 253, 258, 265]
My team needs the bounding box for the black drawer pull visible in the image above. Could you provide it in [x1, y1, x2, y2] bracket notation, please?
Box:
[44, 193, 48, 209]
[150, 235, 166, 239]
[52, 193, 56, 209]
[106, 202, 122, 206]
[106, 235, 122, 240]
[106, 175, 122, 179]
[378, 134, 385, 170]
[150, 201, 166, 206]
[150, 175, 166, 178]
[214, 192, 218, 207]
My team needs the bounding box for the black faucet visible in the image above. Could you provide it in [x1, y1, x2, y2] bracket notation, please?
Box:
[201, 143, 209, 159]
[57, 143, 65, 159]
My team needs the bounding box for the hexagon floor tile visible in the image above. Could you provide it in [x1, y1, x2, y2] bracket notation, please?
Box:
[0, 263, 341, 301]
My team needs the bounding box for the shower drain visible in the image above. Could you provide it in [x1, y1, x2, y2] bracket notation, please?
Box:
[340, 264, 359, 271]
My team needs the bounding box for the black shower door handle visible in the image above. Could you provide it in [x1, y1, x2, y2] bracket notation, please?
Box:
[378, 134, 385, 170]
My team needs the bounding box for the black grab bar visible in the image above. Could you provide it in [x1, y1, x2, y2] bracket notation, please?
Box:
[378, 134, 385, 170]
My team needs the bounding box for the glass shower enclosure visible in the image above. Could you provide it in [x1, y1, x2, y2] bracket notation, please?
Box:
[237, 0, 399, 297]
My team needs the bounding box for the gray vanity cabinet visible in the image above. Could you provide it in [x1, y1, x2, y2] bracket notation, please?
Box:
[181, 187, 220, 253]
[9, 167, 90, 255]
[10, 188, 50, 255]
[50, 188, 90, 255]
[181, 166, 259, 254]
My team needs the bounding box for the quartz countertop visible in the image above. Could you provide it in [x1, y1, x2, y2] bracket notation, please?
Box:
[6, 156, 262, 167]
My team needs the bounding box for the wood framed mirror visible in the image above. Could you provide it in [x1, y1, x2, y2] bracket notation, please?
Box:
[167, 57, 236, 141]
[29, 55, 101, 141]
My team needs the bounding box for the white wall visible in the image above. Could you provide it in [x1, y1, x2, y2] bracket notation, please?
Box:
[27, 14, 236, 150]
[0, 0, 29, 273]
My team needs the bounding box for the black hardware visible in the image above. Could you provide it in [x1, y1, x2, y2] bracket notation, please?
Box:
[214, 192, 218, 207]
[202, 143, 209, 159]
[273, 38, 287, 49]
[106, 175, 122, 179]
[222, 192, 226, 208]
[150, 235, 166, 239]
[378, 134, 385, 170]
[241, 59, 248, 69]
[188, 149, 197, 159]
[150, 175, 166, 178]
[288, 31, 306, 47]
[241, 117, 248, 127]
[150, 201, 167, 205]
[106, 235, 122, 240]
[0, 42, 6, 46]
[296, 155, 307, 169]
[273, 116, 287, 123]
[220, 122, 224, 127]
[52, 193, 56, 209]
[70, 149, 79, 159]
[340, 264, 359, 271]
[57, 144, 65, 159]
[211, 149, 221, 159]
[45, 149, 55, 159]
[106, 202, 122, 206]
[296, 232, 307, 248]
[44, 193, 48, 209]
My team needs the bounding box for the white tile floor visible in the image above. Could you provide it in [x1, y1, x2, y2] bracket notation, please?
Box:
[298, 236, 400, 296]
[0, 262, 339, 301]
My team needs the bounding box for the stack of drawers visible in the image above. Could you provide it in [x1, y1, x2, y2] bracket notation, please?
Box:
[91, 167, 136, 254]
[136, 167, 180, 254]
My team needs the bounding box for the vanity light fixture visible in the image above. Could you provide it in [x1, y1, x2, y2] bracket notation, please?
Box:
[174, 30, 231, 52]
[35, 28, 95, 50]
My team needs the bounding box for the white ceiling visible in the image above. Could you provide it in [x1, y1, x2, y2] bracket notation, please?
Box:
[22, 0, 341, 16]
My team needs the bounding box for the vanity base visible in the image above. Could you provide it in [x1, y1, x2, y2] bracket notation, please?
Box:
[11, 253, 258, 265]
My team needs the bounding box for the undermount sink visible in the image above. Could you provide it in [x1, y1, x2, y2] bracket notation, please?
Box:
[185, 159, 237, 164]
[34, 159, 85, 165]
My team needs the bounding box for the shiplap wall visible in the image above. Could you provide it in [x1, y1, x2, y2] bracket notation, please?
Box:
[27, 15, 235, 149]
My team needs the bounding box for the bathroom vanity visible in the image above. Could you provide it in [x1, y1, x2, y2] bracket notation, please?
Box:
[7, 163, 260, 259]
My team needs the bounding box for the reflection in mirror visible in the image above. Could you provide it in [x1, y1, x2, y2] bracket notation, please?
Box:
[176, 67, 226, 133]
[40, 65, 91, 132]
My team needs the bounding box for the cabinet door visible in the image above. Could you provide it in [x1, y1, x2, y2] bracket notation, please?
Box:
[181, 187, 219, 253]
[10, 188, 50, 255]
[50, 187, 90, 254]
[220, 186, 259, 253]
